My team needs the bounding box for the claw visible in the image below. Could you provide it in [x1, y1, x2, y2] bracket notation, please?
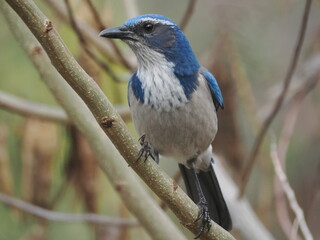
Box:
[194, 197, 212, 239]
[136, 134, 159, 163]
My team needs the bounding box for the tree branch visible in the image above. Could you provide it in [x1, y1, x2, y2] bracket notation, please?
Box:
[64, 0, 122, 82]
[84, 0, 105, 30]
[0, 90, 131, 123]
[82, 0, 134, 71]
[179, 0, 197, 31]
[0, 192, 138, 227]
[270, 140, 314, 240]
[239, 0, 312, 197]
[3, 0, 234, 239]
[44, 0, 135, 70]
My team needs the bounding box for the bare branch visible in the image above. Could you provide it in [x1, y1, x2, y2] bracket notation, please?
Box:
[84, 0, 105, 30]
[44, 0, 135, 71]
[0, 192, 138, 226]
[0, 91, 131, 123]
[0, 90, 68, 123]
[274, 97, 304, 240]
[270, 140, 314, 240]
[239, 0, 312, 197]
[83, 0, 134, 71]
[64, 0, 123, 82]
[179, 0, 197, 31]
[258, 55, 320, 119]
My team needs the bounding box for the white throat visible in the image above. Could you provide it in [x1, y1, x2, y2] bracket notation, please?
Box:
[134, 45, 188, 111]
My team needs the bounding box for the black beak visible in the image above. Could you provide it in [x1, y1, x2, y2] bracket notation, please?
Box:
[99, 26, 134, 40]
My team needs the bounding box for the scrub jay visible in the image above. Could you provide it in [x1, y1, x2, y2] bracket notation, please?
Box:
[99, 14, 232, 237]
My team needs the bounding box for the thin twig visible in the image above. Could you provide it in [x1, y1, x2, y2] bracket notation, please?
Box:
[274, 95, 304, 240]
[84, 0, 134, 71]
[274, 74, 319, 240]
[0, 192, 138, 227]
[179, 0, 197, 31]
[270, 141, 314, 240]
[0, 90, 132, 123]
[239, 0, 312, 197]
[258, 54, 320, 120]
[64, 0, 124, 82]
[84, 0, 105, 30]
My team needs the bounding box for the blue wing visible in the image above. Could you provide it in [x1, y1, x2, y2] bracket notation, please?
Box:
[200, 68, 224, 110]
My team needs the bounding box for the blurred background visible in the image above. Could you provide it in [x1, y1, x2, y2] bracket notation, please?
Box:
[0, 0, 319, 239]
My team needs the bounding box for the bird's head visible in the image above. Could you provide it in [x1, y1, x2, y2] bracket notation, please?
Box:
[99, 14, 199, 75]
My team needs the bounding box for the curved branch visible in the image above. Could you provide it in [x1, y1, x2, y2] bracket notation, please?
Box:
[0, 91, 131, 123]
[179, 0, 197, 31]
[0, 192, 138, 227]
[44, 0, 135, 71]
[239, 0, 312, 197]
[0, 90, 68, 123]
[270, 141, 314, 240]
[84, 0, 105, 30]
[4, 0, 234, 239]
[64, 0, 122, 82]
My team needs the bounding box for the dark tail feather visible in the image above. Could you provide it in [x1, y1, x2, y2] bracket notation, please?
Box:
[179, 163, 232, 231]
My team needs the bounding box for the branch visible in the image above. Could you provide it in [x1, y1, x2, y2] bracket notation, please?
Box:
[1, 2, 185, 240]
[239, 0, 312, 197]
[258, 54, 320, 120]
[84, 0, 105, 30]
[64, 0, 122, 82]
[83, 0, 133, 71]
[270, 141, 314, 240]
[274, 65, 319, 240]
[275, 100, 303, 240]
[0, 192, 138, 227]
[179, 0, 197, 31]
[82, 0, 134, 71]
[0, 90, 68, 123]
[0, 91, 132, 123]
[44, 0, 135, 71]
[3, 1, 235, 239]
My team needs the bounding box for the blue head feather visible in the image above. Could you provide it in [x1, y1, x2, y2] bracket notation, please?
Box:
[124, 14, 176, 27]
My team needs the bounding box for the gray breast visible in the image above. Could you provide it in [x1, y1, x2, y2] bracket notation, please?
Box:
[129, 75, 217, 165]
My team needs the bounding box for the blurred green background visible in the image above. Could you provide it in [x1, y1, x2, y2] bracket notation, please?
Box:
[0, 0, 319, 239]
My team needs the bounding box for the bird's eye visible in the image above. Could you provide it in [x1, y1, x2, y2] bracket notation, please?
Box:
[143, 23, 154, 33]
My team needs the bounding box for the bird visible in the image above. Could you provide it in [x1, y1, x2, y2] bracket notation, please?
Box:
[99, 14, 232, 237]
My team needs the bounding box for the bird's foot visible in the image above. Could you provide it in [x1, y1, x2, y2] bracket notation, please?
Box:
[194, 197, 212, 239]
[137, 134, 159, 164]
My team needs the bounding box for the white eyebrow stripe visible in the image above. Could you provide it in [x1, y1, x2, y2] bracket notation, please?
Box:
[137, 17, 174, 26]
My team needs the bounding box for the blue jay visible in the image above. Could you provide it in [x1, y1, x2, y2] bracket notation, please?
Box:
[99, 14, 232, 237]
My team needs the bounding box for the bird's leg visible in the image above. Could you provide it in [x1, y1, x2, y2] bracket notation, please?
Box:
[187, 160, 212, 239]
[137, 134, 159, 164]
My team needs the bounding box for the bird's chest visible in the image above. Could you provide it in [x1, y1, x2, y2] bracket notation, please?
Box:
[135, 67, 188, 111]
